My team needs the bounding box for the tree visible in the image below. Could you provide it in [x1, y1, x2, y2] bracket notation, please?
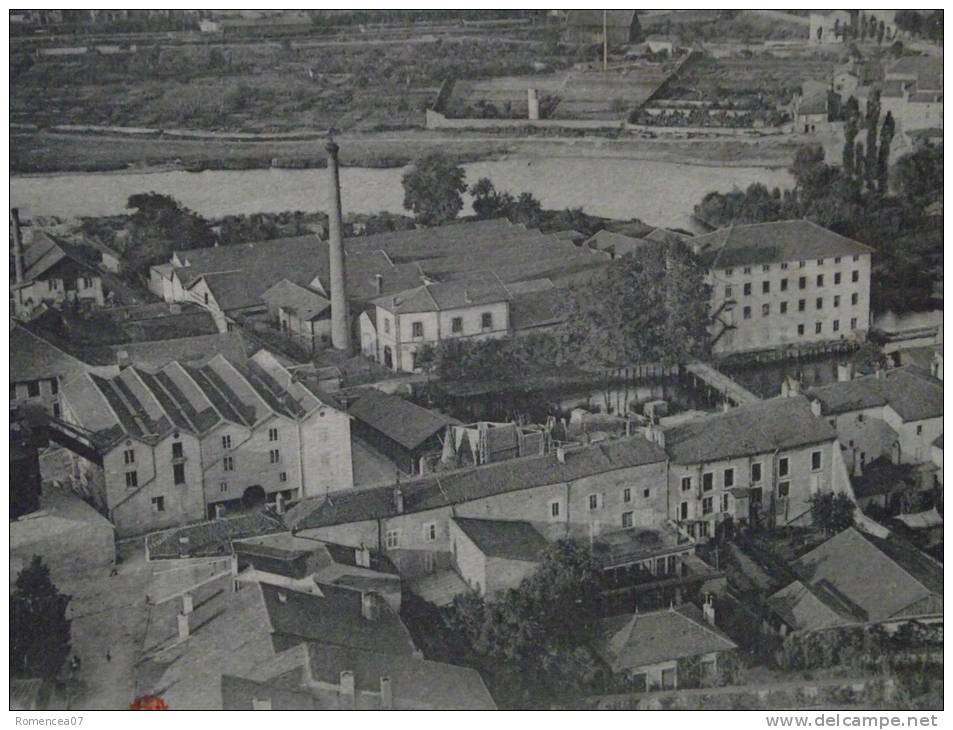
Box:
[808, 492, 856, 535]
[11, 557, 72, 680]
[894, 145, 943, 206]
[877, 111, 896, 194]
[123, 193, 215, 276]
[842, 96, 861, 178]
[401, 152, 467, 226]
[864, 91, 881, 191]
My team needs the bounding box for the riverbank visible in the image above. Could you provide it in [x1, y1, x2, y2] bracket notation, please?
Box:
[12, 127, 805, 176]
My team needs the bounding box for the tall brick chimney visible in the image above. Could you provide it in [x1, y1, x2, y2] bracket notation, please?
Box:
[326, 139, 350, 353]
[11, 208, 24, 284]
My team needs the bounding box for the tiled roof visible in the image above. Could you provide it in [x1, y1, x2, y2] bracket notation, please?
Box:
[261, 278, 330, 321]
[798, 91, 829, 116]
[452, 517, 550, 562]
[147, 509, 287, 559]
[303, 643, 496, 710]
[585, 230, 649, 258]
[220, 675, 319, 710]
[348, 390, 458, 450]
[767, 580, 863, 633]
[287, 436, 667, 531]
[371, 271, 511, 314]
[20, 231, 97, 282]
[807, 367, 942, 422]
[793, 527, 943, 622]
[593, 603, 737, 672]
[886, 55, 942, 90]
[232, 532, 398, 576]
[695, 220, 873, 269]
[663, 396, 836, 465]
[10, 324, 91, 381]
[260, 582, 416, 656]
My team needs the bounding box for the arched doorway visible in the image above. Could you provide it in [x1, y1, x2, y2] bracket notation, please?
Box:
[241, 485, 266, 510]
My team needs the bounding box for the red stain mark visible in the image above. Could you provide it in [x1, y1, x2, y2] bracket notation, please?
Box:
[130, 695, 169, 710]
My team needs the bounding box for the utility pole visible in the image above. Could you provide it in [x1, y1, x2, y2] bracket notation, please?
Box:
[603, 9, 608, 72]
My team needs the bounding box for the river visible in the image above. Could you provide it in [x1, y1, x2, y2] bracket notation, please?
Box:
[11, 156, 793, 230]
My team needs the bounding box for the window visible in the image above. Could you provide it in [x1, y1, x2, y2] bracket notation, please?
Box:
[643, 488, 650, 499]
[679, 501, 688, 520]
[622, 512, 633, 529]
[815, 322, 822, 334]
[50, 379, 58, 395]
[269, 449, 280, 464]
[588, 494, 599, 511]
[780, 302, 788, 314]
[171, 442, 184, 459]
[220, 481, 228, 493]
[834, 272, 842, 285]
[743, 306, 751, 320]
[797, 324, 805, 336]
[816, 297, 823, 310]
[423, 523, 437, 542]
[411, 321, 424, 338]
[850, 317, 857, 330]
[481, 312, 493, 330]
[151, 496, 165, 512]
[383, 318, 390, 334]
[743, 266, 752, 274]
[778, 481, 790, 498]
[816, 275, 824, 287]
[173, 463, 186, 485]
[681, 476, 692, 492]
[833, 320, 840, 332]
[781, 262, 789, 270]
[125, 471, 138, 488]
[203, 292, 209, 305]
[223, 456, 234, 472]
[817, 258, 824, 266]
[279, 472, 287, 483]
[27, 381, 40, 398]
[799, 276, 806, 289]
[53, 401, 61, 418]
[779, 457, 789, 477]
[451, 316, 463, 334]
[124, 449, 135, 465]
[622, 487, 632, 503]
[725, 268, 733, 276]
[751, 462, 762, 483]
[917, 425, 924, 436]
[550, 500, 561, 519]
[798, 299, 806, 312]
[852, 270, 859, 282]
[780, 278, 788, 292]
[851, 293, 858, 305]
[811, 450, 822, 471]
[725, 285, 732, 298]
[702, 472, 713, 491]
[743, 283, 751, 296]
[834, 295, 841, 307]
[83, 277, 93, 289]
[762, 303, 770, 317]
[762, 264, 770, 272]
[268, 427, 278, 442]
[762, 281, 770, 294]
[385, 530, 400, 549]
[723, 468, 734, 488]
[222, 435, 231, 450]
[50, 279, 60, 291]
[721, 493, 730, 512]
[702, 497, 713, 515]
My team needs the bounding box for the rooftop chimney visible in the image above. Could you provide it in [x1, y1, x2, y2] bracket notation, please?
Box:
[361, 592, 380, 621]
[809, 398, 822, 418]
[702, 594, 715, 626]
[837, 362, 853, 382]
[374, 273, 383, 295]
[11, 208, 24, 284]
[556, 445, 567, 464]
[181, 592, 194, 616]
[380, 676, 393, 710]
[339, 670, 356, 709]
[177, 612, 190, 641]
[326, 139, 350, 354]
[393, 484, 404, 514]
[355, 544, 371, 568]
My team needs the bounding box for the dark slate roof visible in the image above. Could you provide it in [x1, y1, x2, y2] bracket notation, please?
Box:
[232, 533, 398, 576]
[793, 527, 943, 622]
[663, 396, 836, 465]
[593, 603, 736, 672]
[261, 278, 330, 321]
[766, 580, 864, 632]
[20, 231, 96, 282]
[348, 390, 458, 450]
[887, 55, 943, 90]
[147, 510, 287, 559]
[806, 367, 942, 422]
[452, 517, 549, 562]
[305, 643, 496, 710]
[370, 271, 511, 314]
[260, 582, 416, 657]
[695, 220, 873, 269]
[287, 436, 667, 531]
[10, 323, 91, 380]
[567, 9, 637, 28]
[798, 91, 829, 116]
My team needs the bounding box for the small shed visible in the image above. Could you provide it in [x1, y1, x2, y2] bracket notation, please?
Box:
[449, 517, 549, 597]
[348, 390, 459, 475]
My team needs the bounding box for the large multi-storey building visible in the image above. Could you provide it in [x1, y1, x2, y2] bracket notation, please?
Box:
[694, 221, 873, 356]
[59, 349, 353, 536]
[659, 395, 848, 539]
